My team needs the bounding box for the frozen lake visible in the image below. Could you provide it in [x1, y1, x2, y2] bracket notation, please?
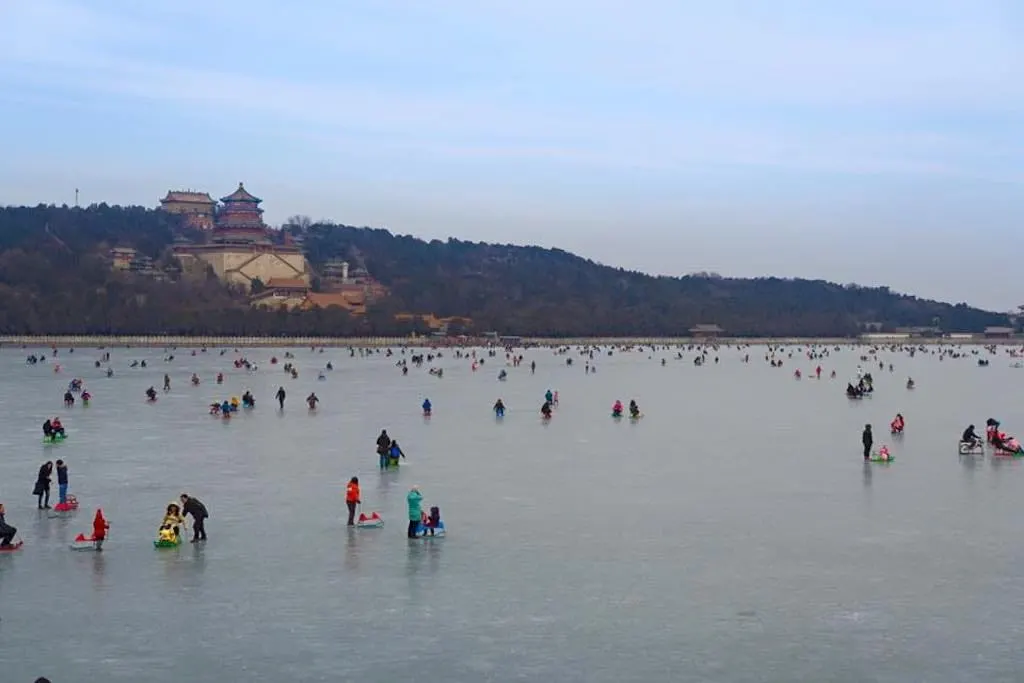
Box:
[1, 342, 1023, 683]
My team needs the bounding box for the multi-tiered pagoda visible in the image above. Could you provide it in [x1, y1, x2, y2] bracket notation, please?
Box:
[212, 182, 270, 245]
[173, 182, 309, 288]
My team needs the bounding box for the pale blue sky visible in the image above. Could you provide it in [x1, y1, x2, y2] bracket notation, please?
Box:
[1, 0, 1021, 309]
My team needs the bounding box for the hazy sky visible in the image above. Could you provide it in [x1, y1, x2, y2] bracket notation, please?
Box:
[1, 0, 1021, 310]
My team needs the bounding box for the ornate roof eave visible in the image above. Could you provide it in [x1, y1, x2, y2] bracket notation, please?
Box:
[220, 182, 262, 204]
[162, 191, 216, 203]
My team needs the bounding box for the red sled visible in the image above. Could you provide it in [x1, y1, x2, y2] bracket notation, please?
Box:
[54, 495, 79, 512]
[71, 533, 104, 551]
[356, 511, 384, 528]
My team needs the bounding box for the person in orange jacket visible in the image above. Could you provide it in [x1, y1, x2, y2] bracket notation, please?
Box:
[92, 509, 110, 551]
[345, 477, 361, 526]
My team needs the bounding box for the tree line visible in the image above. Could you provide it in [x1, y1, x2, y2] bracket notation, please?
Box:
[0, 204, 1008, 337]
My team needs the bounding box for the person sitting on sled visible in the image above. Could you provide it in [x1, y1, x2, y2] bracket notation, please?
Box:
[0, 503, 17, 548]
[162, 501, 185, 538]
[961, 424, 981, 446]
[992, 431, 1010, 451]
[422, 505, 442, 536]
[890, 414, 905, 433]
[388, 441, 406, 467]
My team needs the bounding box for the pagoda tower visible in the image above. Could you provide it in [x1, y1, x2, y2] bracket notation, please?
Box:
[213, 182, 269, 244]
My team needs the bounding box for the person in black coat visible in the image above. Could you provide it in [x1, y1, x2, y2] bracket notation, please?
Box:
[0, 503, 17, 547]
[862, 424, 873, 460]
[33, 461, 53, 509]
[180, 493, 209, 542]
[376, 430, 392, 469]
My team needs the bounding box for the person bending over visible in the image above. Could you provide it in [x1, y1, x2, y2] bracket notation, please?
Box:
[961, 425, 981, 445]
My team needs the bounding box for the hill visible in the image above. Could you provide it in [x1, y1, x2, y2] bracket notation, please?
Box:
[0, 203, 1008, 337]
[295, 221, 1007, 336]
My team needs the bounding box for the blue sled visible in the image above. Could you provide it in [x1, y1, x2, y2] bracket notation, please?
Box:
[415, 521, 446, 537]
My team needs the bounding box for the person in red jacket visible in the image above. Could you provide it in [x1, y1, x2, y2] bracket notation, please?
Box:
[345, 477, 361, 526]
[92, 509, 109, 551]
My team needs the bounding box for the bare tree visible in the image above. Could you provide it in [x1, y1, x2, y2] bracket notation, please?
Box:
[283, 215, 312, 232]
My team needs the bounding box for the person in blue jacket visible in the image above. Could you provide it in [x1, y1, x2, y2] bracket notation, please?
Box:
[407, 486, 423, 538]
[388, 441, 405, 468]
[422, 398, 432, 415]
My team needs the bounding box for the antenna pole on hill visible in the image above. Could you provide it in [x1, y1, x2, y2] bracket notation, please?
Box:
[74, 188, 79, 208]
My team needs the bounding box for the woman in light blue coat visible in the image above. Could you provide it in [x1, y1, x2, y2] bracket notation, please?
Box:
[407, 486, 423, 538]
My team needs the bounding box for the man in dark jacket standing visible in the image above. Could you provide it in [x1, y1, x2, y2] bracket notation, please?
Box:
[376, 430, 392, 470]
[180, 493, 209, 542]
[862, 424, 873, 460]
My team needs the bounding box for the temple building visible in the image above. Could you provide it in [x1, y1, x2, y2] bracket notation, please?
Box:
[250, 284, 369, 315]
[212, 183, 272, 245]
[394, 313, 474, 335]
[689, 324, 724, 339]
[173, 182, 309, 288]
[159, 190, 216, 230]
[109, 247, 138, 271]
[984, 326, 1015, 339]
[321, 259, 350, 283]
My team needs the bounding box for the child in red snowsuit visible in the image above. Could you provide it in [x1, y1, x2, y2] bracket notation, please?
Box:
[92, 509, 109, 551]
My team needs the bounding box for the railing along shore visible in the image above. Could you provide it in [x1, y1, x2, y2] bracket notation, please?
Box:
[0, 335, 1017, 348]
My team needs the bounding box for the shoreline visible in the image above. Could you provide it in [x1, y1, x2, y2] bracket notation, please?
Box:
[0, 334, 1018, 348]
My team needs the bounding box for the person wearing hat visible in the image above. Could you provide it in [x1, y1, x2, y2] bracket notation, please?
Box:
[862, 424, 873, 460]
[407, 485, 423, 538]
[180, 493, 209, 542]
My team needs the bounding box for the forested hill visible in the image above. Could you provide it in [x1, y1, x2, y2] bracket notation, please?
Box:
[296, 221, 1006, 336]
[0, 204, 1008, 336]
